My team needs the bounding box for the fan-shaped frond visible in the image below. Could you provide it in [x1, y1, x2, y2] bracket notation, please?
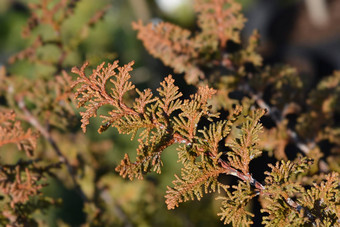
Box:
[218, 181, 255, 226]
[165, 162, 228, 209]
[226, 109, 265, 174]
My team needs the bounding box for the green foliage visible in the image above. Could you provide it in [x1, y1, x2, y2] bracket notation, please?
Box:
[0, 0, 339, 226]
[227, 109, 264, 174]
[299, 172, 340, 226]
[261, 159, 339, 226]
[218, 181, 255, 226]
[72, 57, 339, 225]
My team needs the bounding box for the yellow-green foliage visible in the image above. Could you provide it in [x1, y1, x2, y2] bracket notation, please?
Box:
[0, 0, 339, 226]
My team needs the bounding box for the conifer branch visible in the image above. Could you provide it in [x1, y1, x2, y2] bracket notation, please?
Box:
[72, 61, 220, 180]
[115, 134, 177, 180]
[227, 109, 264, 174]
[134, 0, 338, 178]
[165, 164, 228, 210]
[71, 58, 340, 225]
[242, 82, 333, 172]
[217, 154, 323, 225]
[72, 61, 138, 133]
[194, 0, 246, 48]
[66, 0, 340, 224]
[0, 165, 45, 208]
[218, 181, 255, 226]
[0, 110, 38, 157]
[133, 20, 204, 84]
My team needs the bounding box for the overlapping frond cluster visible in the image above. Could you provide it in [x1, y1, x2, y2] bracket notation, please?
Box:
[72, 59, 340, 225]
[264, 157, 313, 186]
[251, 65, 303, 109]
[2, 0, 110, 132]
[231, 30, 263, 68]
[218, 181, 255, 226]
[165, 161, 228, 210]
[299, 172, 340, 226]
[261, 157, 340, 226]
[133, 4, 340, 224]
[0, 0, 112, 225]
[172, 86, 218, 143]
[9, 0, 75, 64]
[0, 160, 59, 226]
[0, 110, 58, 225]
[73, 61, 176, 179]
[71, 60, 268, 222]
[133, 0, 245, 84]
[72, 61, 136, 133]
[194, 0, 246, 48]
[0, 165, 44, 208]
[165, 108, 264, 212]
[72, 61, 225, 183]
[132, 21, 203, 84]
[0, 110, 38, 157]
[134, 0, 338, 172]
[67, 0, 340, 225]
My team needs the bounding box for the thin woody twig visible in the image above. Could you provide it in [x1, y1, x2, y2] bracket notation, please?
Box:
[17, 97, 88, 202]
[216, 153, 317, 225]
[158, 87, 319, 225]
[244, 84, 330, 172]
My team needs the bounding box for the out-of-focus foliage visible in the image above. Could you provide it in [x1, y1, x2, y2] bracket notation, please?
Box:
[0, 110, 60, 226]
[0, 0, 339, 226]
